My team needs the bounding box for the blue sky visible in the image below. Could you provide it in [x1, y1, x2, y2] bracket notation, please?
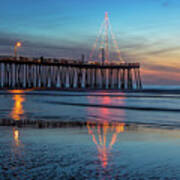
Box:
[0, 0, 180, 84]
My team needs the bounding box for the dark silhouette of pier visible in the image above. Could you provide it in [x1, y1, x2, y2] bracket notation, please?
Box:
[0, 60, 142, 90]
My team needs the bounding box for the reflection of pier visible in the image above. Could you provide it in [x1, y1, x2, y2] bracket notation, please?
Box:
[87, 121, 125, 168]
[87, 95, 125, 168]
[0, 60, 142, 90]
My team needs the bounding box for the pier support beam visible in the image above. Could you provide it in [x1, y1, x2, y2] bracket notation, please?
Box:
[0, 61, 142, 90]
[1, 63, 5, 88]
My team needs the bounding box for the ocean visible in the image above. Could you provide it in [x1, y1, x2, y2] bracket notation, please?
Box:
[0, 88, 180, 127]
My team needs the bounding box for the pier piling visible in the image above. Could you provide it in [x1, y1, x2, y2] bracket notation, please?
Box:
[0, 60, 142, 90]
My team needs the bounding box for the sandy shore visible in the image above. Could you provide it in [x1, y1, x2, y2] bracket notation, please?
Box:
[0, 125, 180, 179]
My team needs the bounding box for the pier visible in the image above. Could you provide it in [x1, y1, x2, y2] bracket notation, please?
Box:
[0, 60, 142, 90]
[0, 13, 143, 90]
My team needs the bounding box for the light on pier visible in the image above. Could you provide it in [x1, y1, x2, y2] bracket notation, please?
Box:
[14, 41, 22, 59]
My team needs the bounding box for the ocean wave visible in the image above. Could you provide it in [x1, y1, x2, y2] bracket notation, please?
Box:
[44, 100, 180, 112]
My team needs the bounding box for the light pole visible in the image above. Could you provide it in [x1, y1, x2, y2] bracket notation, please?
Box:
[14, 42, 22, 60]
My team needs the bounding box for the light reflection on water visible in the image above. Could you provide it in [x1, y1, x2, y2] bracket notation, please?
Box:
[13, 128, 20, 147]
[87, 94, 125, 169]
[87, 121, 125, 169]
[9, 90, 26, 121]
[12, 127, 24, 165]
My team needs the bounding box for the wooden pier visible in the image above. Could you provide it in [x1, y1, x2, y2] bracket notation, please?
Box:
[0, 60, 142, 90]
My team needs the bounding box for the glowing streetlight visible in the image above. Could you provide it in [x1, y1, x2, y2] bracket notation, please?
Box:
[14, 41, 22, 59]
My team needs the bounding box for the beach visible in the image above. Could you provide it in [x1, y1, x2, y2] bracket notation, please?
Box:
[0, 89, 180, 179]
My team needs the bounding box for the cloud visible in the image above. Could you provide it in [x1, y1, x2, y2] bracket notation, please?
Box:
[143, 62, 180, 73]
[0, 31, 91, 58]
[161, 0, 180, 8]
[140, 46, 180, 56]
[162, 0, 170, 7]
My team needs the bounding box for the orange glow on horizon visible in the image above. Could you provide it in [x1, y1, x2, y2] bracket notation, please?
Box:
[141, 67, 180, 84]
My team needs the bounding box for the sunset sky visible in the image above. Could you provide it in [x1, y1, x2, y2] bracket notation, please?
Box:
[0, 0, 180, 85]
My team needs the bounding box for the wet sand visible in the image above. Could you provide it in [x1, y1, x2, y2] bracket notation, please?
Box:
[0, 125, 180, 179]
